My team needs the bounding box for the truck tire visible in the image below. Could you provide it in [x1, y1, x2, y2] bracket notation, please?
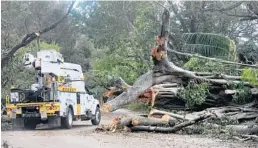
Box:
[61, 107, 73, 129]
[91, 107, 101, 125]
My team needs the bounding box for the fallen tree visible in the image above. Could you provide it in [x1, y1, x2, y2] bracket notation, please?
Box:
[99, 4, 258, 142]
[101, 7, 257, 112]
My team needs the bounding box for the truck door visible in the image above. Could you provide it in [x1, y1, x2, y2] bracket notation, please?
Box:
[85, 94, 94, 111]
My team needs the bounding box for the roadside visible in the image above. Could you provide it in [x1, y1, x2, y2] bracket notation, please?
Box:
[1, 109, 257, 148]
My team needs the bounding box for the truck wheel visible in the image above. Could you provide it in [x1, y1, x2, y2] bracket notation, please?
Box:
[91, 107, 101, 125]
[61, 107, 73, 129]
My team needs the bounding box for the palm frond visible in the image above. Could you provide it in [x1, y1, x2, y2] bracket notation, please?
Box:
[183, 44, 229, 57]
[182, 33, 236, 60]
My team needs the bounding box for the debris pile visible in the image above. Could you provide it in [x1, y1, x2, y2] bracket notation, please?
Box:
[1, 115, 12, 131]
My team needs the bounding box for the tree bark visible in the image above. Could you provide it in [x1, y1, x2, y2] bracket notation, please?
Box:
[100, 114, 176, 132]
[149, 109, 190, 121]
[130, 113, 211, 133]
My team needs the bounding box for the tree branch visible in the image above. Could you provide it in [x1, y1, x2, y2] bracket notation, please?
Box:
[220, 11, 258, 21]
[204, 2, 243, 12]
[153, 1, 169, 12]
[167, 48, 258, 69]
[168, 1, 189, 33]
[1, 1, 75, 67]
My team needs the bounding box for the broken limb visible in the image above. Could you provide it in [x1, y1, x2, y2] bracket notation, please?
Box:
[167, 47, 258, 69]
[129, 113, 211, 133]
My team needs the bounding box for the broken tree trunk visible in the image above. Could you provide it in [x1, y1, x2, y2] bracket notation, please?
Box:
[125, 114, 211, 133]
[101, 9, 182, 112]
[101, 114, 176, 132]
[102, 71, 155, 112]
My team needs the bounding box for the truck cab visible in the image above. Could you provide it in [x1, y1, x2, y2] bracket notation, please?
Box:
[6, 49, 101, 129]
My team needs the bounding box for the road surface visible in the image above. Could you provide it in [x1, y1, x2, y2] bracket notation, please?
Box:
[1, 109, 257, 148]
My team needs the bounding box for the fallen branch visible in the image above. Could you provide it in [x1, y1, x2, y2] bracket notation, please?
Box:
[167, 48, 258, 69]
[130, 113, 211, 133]
[132, 115, 176, 126]
[101, 114, 176, 132]
[202, 74, 241, 80]
[227, 125, 258, 135]
[225, 88, 258, 95]
[149, 109, 190, 121]
[241, 135, 258, 142]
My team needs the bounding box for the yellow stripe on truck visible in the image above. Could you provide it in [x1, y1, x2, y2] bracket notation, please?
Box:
[77, 104, 81, 115]
[58, 86, 76, 92]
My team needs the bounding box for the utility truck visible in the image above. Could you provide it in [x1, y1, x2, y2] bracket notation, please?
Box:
[5, 49, 101, 129]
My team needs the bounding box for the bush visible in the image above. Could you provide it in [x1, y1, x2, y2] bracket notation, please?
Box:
[178, 81, 208, 109]
[241, 68, 258, 86]
[228, 82, 252, 105]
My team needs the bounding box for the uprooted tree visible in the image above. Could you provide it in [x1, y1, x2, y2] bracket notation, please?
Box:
[99, 6, 258, 141]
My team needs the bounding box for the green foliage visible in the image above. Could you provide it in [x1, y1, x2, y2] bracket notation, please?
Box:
[39, 42, 60, 52]
[182, 33, 237, 61]
[228, 82, 252, 105]
[178, 82, 208, 109]
[92, 53, 142, 85]
[19, 41, 60, 54]
[184, 57, 238, 75]
[61, 35, 95, 72]
[241, 68, 258, 86]
[1, 51, 35, 98]
[184, 57, 225, 73]
[74, 35, 94, 59]
[72, 2, 155, 94]
[238, 42, 258, 61]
